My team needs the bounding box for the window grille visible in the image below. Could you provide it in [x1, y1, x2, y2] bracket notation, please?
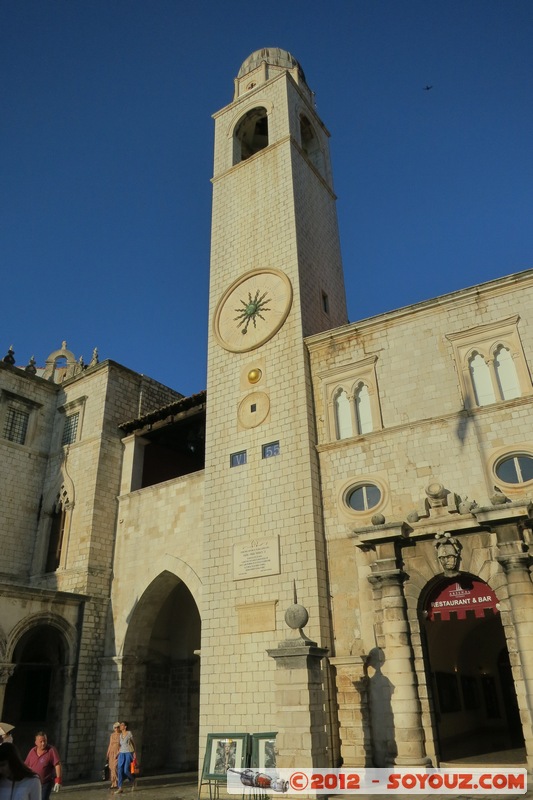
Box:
[62, 412, 79, 445]
[3, 408, 29, 444]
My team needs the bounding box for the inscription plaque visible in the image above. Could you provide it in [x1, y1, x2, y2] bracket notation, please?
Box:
[233, 537, 280, 580]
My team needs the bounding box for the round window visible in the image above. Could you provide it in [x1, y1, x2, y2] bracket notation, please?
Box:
[495, 454, 533, 484]
[347, 483, 381, 512]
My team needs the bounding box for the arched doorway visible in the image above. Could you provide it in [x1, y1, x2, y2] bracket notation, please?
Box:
[3, 624, 68, 757]
[421, 574, 524, 762]
[121, 571, 201, 773]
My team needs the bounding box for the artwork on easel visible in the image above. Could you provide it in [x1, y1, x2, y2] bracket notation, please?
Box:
[250, 732, 277, 770]
[201, 733, 250, 781]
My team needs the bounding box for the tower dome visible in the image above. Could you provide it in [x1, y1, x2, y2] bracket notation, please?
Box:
[233, 47, 309, 100]
[237, 48, 306, 82]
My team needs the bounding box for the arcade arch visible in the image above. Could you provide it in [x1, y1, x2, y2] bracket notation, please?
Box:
[2, 617, 73, 757]
[120, 571, 201, 773]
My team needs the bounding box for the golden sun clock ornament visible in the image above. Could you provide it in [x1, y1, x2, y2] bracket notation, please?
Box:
[213, 268, 293, 352]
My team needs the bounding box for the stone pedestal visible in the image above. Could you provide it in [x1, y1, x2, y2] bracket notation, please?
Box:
[267, 637, 329, 769]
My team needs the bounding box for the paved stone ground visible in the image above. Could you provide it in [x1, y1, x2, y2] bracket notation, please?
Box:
[60, 772, 532, 800]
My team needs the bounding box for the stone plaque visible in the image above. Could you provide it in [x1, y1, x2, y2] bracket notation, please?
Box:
[233, 536, 280, 580]
[237, 600, 278, 634]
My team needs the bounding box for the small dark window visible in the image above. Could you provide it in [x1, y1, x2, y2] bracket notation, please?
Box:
[3, 408, 29, 444]
[322, 292, 329, 314]
[496, 455, 533, 484]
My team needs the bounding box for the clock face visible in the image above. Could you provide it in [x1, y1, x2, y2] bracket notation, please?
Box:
[213, 268, 292, 353]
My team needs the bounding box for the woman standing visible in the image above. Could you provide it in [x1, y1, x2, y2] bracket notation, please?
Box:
[115, 722, 135, 794]
[106, 723, 121, 790]
[0, 743, 41, 800]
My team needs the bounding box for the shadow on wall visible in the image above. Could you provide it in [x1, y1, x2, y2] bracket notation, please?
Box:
[365, 647, 397, 767]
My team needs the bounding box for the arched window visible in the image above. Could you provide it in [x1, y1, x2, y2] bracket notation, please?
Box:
[299, 115, 324, 176]
[494, 345, 520, 400]
[234, 107, 269, 163]
[355, 383, 373, 434]
[45, 490, 69, 572]
[334, 388, 352, 440]
[469, 352, 496, 406]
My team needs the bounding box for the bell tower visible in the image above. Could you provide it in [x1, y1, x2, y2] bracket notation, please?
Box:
[201, 48, 347, 748]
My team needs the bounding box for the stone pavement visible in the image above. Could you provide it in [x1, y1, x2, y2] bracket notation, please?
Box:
[59, 772, 532, 800]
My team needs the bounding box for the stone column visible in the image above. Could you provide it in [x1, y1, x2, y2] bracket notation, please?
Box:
[329, 656, 371, 767]
[494, 524, 533, 766]
[120, 434, 148, 495]
[267, 600, 329, 769]
[0, 664, 16, 717]
[367, 554, 429, 766]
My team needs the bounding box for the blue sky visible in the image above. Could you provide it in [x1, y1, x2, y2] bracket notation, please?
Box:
[2, 1, 532, 396]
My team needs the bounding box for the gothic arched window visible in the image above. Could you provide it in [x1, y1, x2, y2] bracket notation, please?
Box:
[354, 382, 373, 435]
[469, 352, 496, 406]
[494, 345, 520, 401]
[45, 489, 69, 572]
[334, 388, 352, 440]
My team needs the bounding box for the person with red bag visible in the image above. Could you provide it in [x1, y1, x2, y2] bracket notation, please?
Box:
[115, 722, 135, 794]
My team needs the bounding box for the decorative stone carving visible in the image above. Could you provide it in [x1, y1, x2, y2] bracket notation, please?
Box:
[425, 482, 450, 513]
[434, 532, 461, 576]
[2, 346, 15, 365]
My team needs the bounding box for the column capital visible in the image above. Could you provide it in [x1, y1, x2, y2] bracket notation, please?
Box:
[0, 663, 16, 684]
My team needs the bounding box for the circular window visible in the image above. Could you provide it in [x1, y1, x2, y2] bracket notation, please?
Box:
[495, 454, 533, 484]
[347, 483, 381, 512]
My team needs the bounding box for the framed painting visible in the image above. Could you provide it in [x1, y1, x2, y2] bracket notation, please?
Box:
[251, 732, 277, 770]
[201, 733, 250, 781]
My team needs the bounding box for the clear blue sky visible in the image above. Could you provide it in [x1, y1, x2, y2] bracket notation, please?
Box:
[2, 1, 532, 396]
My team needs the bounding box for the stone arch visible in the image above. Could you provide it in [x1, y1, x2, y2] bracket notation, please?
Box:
[119, 571, 201, 773]
[3, 612, 77, 757]
[413, 568, 524, 762]
[42, 342, 80, 383]
[5, 612, 77, 664]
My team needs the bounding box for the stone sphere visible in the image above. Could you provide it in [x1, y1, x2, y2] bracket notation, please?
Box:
[285, 603, 309, 630]
[371, 513, 385, 526]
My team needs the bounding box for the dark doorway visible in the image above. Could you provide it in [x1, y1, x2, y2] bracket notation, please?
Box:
[3, 625, 67, 757]
[422, 575, 524, 761]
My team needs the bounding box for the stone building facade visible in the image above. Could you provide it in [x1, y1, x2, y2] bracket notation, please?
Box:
[1, 48, 533, 778]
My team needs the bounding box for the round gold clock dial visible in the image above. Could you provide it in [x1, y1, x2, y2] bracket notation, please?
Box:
[213, 268, 292, 353]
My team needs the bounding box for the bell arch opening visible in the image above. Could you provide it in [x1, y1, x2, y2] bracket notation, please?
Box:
[233, 107, 269, 164]
[420, 574, 524, 763]
[121, 571, 201, 773]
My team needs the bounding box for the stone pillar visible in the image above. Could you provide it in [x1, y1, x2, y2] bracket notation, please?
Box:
[0, 664, 16, 716]
[267, 599, 329, 769]
[329, 656, 371, 767]
[368, 553, 429, 766]
[120, 435, 148, 495]
[267, 638, 329, 768]
[495, 525, 533, 766]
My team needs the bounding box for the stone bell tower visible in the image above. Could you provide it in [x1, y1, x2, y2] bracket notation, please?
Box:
[201, 48, 348, 753]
